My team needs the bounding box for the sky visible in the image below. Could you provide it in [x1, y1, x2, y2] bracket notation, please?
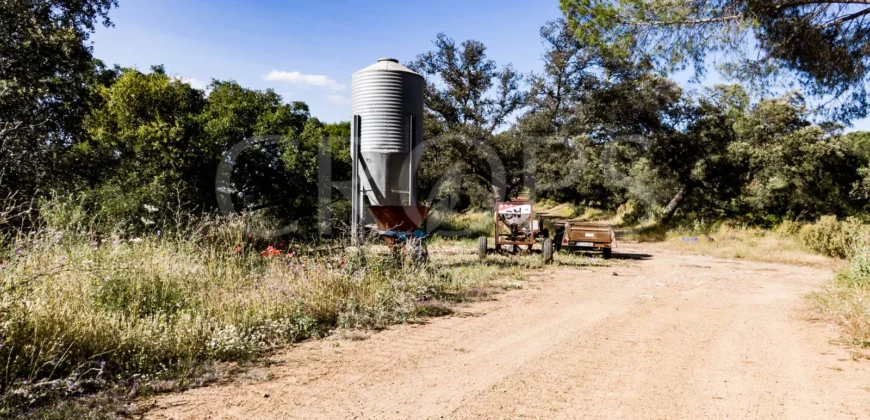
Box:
[90, 0, 869, 131]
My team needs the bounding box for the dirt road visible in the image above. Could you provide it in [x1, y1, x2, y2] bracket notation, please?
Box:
[145, 246, 870, 419]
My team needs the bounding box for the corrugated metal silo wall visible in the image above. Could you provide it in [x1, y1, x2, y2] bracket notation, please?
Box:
[351, 59, 424, 206]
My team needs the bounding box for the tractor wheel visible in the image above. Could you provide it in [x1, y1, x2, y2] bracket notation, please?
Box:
[602, 248, 612, 260]
[478, 236, 488, 261]
[554, 228, 564, 252]
[542, 238, 554, 264]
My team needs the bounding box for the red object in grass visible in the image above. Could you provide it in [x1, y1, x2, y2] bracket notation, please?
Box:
[260, 246, 281, 258]
[339, 259, 346, 267]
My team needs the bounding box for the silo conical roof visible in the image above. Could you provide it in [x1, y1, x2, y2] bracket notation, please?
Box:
[353, 58, 422, 77]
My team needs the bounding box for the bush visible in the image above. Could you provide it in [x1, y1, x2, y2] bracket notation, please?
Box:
[799, 216, 868, 259]
[776, 220, 803, 237]
[635, 224, 668, 242]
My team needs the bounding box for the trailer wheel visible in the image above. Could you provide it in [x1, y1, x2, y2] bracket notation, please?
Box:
[478, 236, 488, 261]
[554, 228, 564, 252]
[602, 248, 612, 260]
[542, 238, 554, 264]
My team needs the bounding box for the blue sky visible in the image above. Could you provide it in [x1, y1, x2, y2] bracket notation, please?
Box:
[91, 0, 869, 131]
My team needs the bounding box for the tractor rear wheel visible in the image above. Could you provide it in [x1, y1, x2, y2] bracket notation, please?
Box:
[542, 238, 554, 264]
[478, 236, 488, 261]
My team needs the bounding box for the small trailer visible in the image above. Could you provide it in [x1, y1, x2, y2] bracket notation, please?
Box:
[478, 201, 554, 264]
[555, 221, 616, 259]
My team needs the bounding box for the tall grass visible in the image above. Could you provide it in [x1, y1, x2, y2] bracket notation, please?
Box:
[0, 196, 609, 417]
[0, 216, 511, 416]
[427, 210, 492, 238]
[627, 220, 844, 270]
[807, 218, 870, 353]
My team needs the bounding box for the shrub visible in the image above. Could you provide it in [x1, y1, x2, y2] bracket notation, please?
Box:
[799, 216, 868, 259]
[776, 220, 803, 237]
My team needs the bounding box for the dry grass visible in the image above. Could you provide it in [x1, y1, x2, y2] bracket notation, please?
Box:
[630, 224, 844, 271]
[811, 284, 870, 355]
[810, 243, 870, 355]
[0, 217, 608, 417]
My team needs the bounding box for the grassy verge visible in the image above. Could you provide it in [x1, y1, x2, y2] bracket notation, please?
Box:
[630, 224, 843, 271]
[0, 218, 607, 418]
[804, 219, 870, 356]
[811, 255, 870, 355]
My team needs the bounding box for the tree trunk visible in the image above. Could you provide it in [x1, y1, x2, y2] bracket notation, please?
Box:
[661, 185, 691, 225]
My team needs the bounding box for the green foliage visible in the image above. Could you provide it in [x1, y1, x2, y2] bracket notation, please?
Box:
[409, 33, 527, 205]
[730, 95, 863, 220]
[0, 0, 117, 200]
[560, 0, 870, 121]
[429, 210, 493, 238]
[799, 216, 868, 259]
[812, 238, 870, 350]
[73, 67, 212, 218]
[408, 33, 525, 135]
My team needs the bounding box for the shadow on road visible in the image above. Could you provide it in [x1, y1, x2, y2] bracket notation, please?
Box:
[558, 250, 653, 261]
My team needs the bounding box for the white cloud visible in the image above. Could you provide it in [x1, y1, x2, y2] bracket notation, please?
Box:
[264, 70, 346, 91]
[325, 94, 351, 106]
[172, 76, 208, 91]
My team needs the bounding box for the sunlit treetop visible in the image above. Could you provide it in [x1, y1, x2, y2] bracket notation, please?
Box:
[560, 0, 870, 122]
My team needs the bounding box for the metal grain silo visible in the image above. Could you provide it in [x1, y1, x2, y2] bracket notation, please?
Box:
[350, 58, 424, 207]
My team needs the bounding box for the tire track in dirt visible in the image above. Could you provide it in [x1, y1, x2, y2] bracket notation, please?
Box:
[144, 247, 870, 419]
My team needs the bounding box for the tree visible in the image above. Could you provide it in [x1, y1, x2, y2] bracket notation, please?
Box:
[732, 94, 864, 220]
[0, 0, 117, 198]
[203, 80, 310, 221]
[408, 34, 527, 207]
[519, 19, 600, 137]
[652, 87, 746, 224]
[560, 0, 870, 121]
[408, 33, 525, 137]
[71, 66, 211, 228]
[517, 20, 688, 211]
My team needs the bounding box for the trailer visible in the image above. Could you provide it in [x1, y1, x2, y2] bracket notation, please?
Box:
[555, 221, 616, 259]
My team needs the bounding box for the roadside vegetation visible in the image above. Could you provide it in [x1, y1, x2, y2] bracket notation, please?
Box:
[0, 198, 606, 418]
[0, 211, 586, 417]
[629, 221, 840, 270]
[6, 0, 870, 416]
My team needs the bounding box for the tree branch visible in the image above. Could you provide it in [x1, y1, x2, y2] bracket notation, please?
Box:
[621, 14, 744, 27]
[776, 0, 870, 9]
[821, 6, 870, 27]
